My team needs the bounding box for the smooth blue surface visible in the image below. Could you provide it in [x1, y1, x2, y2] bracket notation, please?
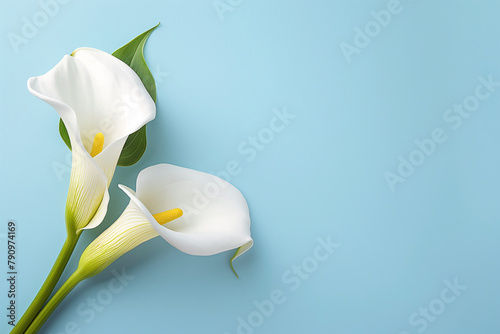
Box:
[1, 1, 500, 333]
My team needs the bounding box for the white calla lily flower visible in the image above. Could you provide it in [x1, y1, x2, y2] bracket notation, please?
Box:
[27, 47, 156, 232]
[21, 165, 253, 333]
[78, 164, 253, 278]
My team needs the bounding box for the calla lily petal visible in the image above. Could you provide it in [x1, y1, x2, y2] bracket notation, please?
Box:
[77, 164, 253, 277]
[78, 200, 155, 276]
[27, 48, 156, 231]
[126, 164, 254, 256]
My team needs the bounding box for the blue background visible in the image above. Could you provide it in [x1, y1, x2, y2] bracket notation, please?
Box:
[1, 0, 500, 333]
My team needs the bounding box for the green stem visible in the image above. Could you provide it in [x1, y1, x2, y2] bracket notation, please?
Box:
[10, 232, 81, 334]
[25, 272, 84, 334]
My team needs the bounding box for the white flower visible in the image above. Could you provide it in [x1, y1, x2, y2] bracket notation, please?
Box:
[77, 164, 253, 277]
[27, 48, 156, 232]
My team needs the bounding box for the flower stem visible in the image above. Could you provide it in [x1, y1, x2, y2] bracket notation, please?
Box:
[10, 232, 81, 334]
[25, 271, 84, 334]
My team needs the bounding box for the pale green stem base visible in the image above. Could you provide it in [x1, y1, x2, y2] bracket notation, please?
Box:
[25, 271, 84, 334]
[10, 232, 80, 334]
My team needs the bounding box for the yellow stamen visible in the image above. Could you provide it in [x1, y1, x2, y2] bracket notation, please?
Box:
[153, 208, 183, 225]
[90, 133, 104, 157]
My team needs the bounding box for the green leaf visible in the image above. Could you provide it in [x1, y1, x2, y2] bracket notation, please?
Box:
[117, 126, 148, 166]
[112, 23, 159, 166]
[59, 118, 71, 150]
[112, 23, 159, 103]
[58, 24, 159, 167]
